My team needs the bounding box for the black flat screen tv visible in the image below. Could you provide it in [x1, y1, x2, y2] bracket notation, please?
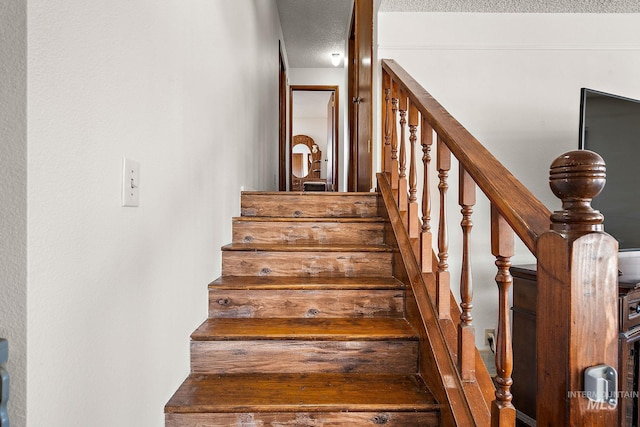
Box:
[579, 88, 640, 251]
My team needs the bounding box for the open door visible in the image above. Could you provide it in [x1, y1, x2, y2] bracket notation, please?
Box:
[326, 92, 336, 191]
[348, 0, 373, 192]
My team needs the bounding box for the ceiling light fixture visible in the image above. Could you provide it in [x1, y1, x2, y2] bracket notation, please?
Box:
[331, 53, 341, 67]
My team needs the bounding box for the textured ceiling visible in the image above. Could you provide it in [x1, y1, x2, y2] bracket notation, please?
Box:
[380, 0, 640, 13]
[276, 0, 354, 68]
[277, 0, 640, 69]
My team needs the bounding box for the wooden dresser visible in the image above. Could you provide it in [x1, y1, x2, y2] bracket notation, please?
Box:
[511, 264, 640, 426]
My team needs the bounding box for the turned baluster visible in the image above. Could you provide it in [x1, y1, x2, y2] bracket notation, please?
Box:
[398, 90, 408, 219]
[458, 167, 476, 381]
[421, 117, 434, 274]
[491, 205, 516, 426]
[407, 102, 420, 250]
[390, 81, 399, 198]
[382, 72, 392, 174]
[436, 136, 451, 319]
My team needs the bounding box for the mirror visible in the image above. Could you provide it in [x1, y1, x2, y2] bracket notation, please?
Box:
[292, 143, 311, 178]
[292, 134, 322, 180]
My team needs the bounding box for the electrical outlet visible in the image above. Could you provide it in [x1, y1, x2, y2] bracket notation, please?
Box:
[484, 329, 495, 347]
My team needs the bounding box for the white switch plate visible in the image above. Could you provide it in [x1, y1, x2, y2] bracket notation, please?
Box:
[122, 158, 140, 207]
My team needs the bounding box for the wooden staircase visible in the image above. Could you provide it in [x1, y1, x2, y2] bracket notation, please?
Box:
[165, 191, 441, 426]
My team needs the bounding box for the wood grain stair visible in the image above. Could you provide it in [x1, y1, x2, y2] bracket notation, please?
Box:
[221, 243, 393, 278]
[189, 318, 418, 374]
[208, 276, 405, 318]
[240, 191, 379, 218]
[165, 373, 440, 425]
[232, 217, 385, 245]
[165, 192, 441, 426]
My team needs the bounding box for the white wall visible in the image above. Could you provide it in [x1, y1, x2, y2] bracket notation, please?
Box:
[25, 1, 282, 426]
[0, 1, 27, 425]
[378, 12, 640, 347]
[289, 68, 349, 190]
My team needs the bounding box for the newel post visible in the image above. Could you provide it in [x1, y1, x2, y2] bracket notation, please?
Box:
[536, 150, 618, 426]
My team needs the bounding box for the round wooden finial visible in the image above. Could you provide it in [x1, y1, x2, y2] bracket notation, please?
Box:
[549, 150, 606, 232]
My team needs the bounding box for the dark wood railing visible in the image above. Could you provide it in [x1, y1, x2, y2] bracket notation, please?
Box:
[380, 59, 619, 426]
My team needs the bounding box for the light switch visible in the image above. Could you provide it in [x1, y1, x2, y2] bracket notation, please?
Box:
[122, 158, 140, 207]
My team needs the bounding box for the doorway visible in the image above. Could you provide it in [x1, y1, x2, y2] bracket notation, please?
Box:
[288, 85, 339, 192]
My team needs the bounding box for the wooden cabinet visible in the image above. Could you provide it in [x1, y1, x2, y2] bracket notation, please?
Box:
[510, 265, 537, 425]
[511, 264, 640, 426]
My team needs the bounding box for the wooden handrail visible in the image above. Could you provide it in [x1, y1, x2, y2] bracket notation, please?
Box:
[380, 59, 618, 426]
[382, 59, 550, 253]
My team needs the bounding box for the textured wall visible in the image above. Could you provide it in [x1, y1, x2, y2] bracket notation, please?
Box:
[0, 1, 27, 425]
[381, 0, 640, 12]
[26, 1, 281, 426]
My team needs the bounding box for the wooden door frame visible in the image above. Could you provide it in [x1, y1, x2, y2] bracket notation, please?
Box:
[278, 41, 287, 191]
[348, 0, 373, 192]
[348, 9, 357, 192]
[289, 85, 340, 191]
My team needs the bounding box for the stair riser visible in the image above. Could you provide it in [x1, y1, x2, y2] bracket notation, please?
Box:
[241, 194, 379, 218]
[222, 252, 392, 277]
[209, 289, 404, 318]
[166, 412, 439, 427]
[190, 340, 418, 374]
[232, 221, 384, 245]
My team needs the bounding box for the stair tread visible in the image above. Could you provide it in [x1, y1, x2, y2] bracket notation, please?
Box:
[221, 243, 392, 252]
[209, 276, 404, 290]
[233, 216, 385, 223]
[165, 373, 439, 413]
[191, 318, 417, 341]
